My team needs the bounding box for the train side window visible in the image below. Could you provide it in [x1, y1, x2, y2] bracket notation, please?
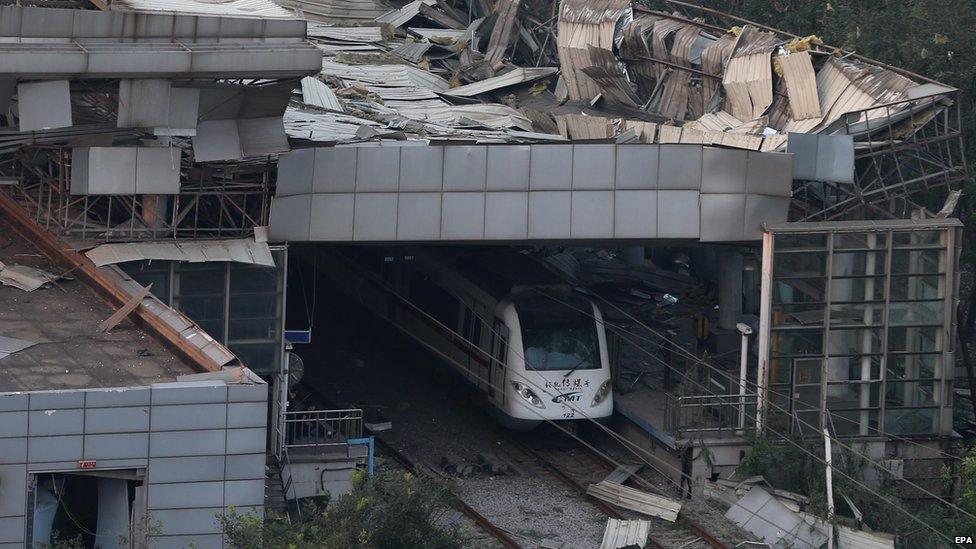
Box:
[471, 316, 483, 349]
[409, 273, 459, 329]
[461, 308, 472, 340]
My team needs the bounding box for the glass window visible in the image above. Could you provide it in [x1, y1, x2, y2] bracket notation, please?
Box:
[829, 303, 885, 327]
[775, 233, 827, 250]
[830, 409, 879, 436]
[774, 252, 826, 277]
[887, 353, 938, 380]
[826, 355, 881, 382]
[884, 408, 937, 435]
[831, 251, 887, 277]
[888, 300, 943, 326]
[514, 293, 601, 372]
[892, 230, 943, 247]
[830, 276, 885, 302]
[773, 278, 826, 304]
[891, 249, 944, 274]
[827, 328, 883, 355]
[794, 385, 822, 410]
[768, 359, 791, 384]
[770, 330, 823, 356]
[885, 381, 937, 407]
[888, 326, 942, 352]
[773, 304, 825, 327]
[122, 260, 171, 303]
[832, 232, 887, 250]
[890, 275, 943, 300]
[826, 381, 881, 409]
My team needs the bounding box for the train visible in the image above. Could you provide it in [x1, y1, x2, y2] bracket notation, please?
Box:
[318, 247, 614, 430]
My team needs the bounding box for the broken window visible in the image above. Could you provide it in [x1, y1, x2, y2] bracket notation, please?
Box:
[762, 221, 958, 437]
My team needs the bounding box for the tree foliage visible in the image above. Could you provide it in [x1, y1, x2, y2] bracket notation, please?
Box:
[220, 470, 467, 549]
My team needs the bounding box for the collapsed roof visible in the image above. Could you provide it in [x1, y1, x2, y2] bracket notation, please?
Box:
[278, 0, 965, 221]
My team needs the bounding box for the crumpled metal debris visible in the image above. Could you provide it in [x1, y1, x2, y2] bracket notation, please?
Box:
[0, 262, 61, 292]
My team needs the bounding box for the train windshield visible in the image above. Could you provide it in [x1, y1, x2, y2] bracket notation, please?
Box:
[514, 293, 601, 372]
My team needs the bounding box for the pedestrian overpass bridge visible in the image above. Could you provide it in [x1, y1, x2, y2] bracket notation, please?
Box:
[269, 143, 793, 244]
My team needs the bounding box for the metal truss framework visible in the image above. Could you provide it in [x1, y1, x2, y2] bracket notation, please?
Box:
[651, 0, 970, 222]
[0, 145, 272, 243]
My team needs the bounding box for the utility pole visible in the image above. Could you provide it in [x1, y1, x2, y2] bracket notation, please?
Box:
[823, 426, 835, 549]
[736, 322, 753, 431]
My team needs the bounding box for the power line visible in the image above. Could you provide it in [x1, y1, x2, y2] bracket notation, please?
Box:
[532, 288, 973, 532]
[583, 286, 962, 463]
[540, 297, 961, 546]
[324, 249, 822, 547]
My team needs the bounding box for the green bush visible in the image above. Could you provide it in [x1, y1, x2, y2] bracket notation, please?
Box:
[220, 470, 466, 549]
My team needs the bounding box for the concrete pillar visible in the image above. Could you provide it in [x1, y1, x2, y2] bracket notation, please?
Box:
[622, 246, 644, 267]
[718, 249, 743, 330]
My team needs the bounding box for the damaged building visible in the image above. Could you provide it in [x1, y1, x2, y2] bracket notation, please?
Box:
[0, 0, 968, 547]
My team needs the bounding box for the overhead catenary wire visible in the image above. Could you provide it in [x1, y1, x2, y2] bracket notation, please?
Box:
[577, 289, 975, 519]
[531, 289, 961, 547]
[332, 249, 961, 547]
[326, 249, 822, 548]
[531, 288, 972, 536]
[525, 278, 963, 464]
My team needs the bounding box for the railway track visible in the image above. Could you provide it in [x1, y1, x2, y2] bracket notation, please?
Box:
[509, 428, 728, 549]
[370, 434, 522, 549]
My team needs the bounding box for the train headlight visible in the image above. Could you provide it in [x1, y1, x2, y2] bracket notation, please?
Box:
[511, 381, 545, 408]
[591, 380, 612, 407]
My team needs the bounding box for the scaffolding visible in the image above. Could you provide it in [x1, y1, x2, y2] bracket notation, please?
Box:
[0, 145, 273, 243]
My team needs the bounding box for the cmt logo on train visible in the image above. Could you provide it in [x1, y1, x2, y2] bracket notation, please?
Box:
[552, 391, 582, 404]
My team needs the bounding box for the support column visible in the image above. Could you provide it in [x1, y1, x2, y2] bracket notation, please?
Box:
[718, 249, 743, 331]
[622, 246, 644, 267]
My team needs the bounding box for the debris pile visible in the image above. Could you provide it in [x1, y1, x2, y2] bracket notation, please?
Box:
[283, 0, 954, 152]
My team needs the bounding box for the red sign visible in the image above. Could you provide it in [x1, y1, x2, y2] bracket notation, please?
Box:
[77, 460, 97, 469]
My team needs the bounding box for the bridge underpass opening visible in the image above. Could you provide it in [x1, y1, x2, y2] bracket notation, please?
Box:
[282, 242, 761, 438]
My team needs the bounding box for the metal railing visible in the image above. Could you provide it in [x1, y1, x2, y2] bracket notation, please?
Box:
[664, 393, 758, 437]
[283, 408, 364, 450]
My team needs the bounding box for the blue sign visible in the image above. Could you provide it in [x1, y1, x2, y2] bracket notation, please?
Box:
[284, 329, 312, 344]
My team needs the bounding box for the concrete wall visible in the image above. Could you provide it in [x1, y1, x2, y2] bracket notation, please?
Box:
[0, 378, 267, 549]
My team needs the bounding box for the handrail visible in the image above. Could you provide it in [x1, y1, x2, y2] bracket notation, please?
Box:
[665, 392, 758, 436]
[279, 448, 301, 523]
[282, 408, 364, 450]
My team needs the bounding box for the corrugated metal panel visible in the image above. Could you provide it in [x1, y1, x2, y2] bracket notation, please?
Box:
[321, 59, 452, 90]
[281, 0, 393, 24]
[300, 77, 343, 111]
[112, 0, 294, 18]
[725, 487, 829, 549]
[443, 67, 559, 97]
[86, 239, 275, 268]
[586, 481, 681, 521]
[374, 0, 436, 27]
[556, 0, 632, 101]
[599, 518, 650, 549]
[777, 51, 821, 120]
[306, 23, 385, 42]
[836, 525, 895, 549]
[0, 336, 34, 361]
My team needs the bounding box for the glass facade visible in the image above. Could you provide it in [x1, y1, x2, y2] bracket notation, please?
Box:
[122, 250, 286, 375]
[761, 221, 959, 437]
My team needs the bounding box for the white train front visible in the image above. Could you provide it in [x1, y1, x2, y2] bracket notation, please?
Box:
[493, 292, 613, 429]
[322, 248, 614, 430]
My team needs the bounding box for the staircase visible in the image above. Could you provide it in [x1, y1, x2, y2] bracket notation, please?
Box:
[264, 456, 289, 518]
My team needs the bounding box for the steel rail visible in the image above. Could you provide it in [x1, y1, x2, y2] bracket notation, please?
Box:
[517, 434, 728, 549]
[369, 434, 524, 549]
